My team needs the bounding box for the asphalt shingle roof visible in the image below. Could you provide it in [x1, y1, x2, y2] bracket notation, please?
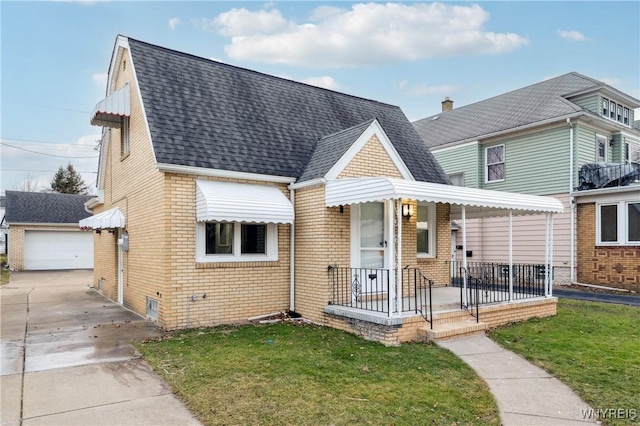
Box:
[128, 38, 449, 184]
[412, 72, 631, 148]
[4, 191, 93, 224]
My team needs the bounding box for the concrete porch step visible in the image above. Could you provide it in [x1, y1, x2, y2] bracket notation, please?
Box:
[420, 319, 487, 341]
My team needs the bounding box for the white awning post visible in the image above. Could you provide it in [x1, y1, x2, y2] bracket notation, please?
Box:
[396, 199, 402, 317]
[549, 214, 554, 297]
[544, 213, 550, 297]
[508, 210, 513, 302]
[462, 205, 468, 307]
[387, 200, 396, 317]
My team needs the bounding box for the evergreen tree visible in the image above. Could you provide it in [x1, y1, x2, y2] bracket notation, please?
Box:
[50, 163, 89, 194]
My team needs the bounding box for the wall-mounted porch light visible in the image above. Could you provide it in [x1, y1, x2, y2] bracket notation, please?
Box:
[402, 203, 413, 219]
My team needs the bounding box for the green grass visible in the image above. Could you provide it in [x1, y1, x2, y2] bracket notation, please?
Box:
[490, 299, 640, 426]
[136, 323, 499, 425]
[0, 254, 9, 285]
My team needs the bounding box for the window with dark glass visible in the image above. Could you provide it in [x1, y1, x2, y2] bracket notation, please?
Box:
[628, 203, 640, 243]
[617, 105, 623, 122]
[623, 108, 630, 125]
[417, 205, 430, 254]
[205, 223, 233, 254]
[241, 224, 266, 254]
[602, 98, 608, 116]
[486, 145, 505, 182]
[609, 101, 616, 119]
[596, 135, 607, 162]
[600, 205, 618, 243]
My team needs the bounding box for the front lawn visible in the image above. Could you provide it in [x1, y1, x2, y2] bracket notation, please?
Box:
[490, 299, 640, 426]
[137, 323, 499, 425]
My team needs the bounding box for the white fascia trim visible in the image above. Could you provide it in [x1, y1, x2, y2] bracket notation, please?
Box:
[157, 163, 297, 184]
[431, 140, 479, 154]
[325, 119, 415, 181]
[288, 178, 326, 190]
[574, 186, 640, 203]
[84, 195, 103, 213]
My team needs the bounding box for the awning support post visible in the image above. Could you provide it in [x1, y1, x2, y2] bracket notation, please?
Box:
[462, 205, 468, 307]
[508, 210, 513, 302]
[544, 213, 550, 297]
[395, 199, 402, 317]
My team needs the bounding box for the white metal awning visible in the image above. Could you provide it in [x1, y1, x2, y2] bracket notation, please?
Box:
[196, 180, 294, 224]
[79, 207, 126, 230]
[325, 178, 564, 219]
[90, 84, 130, 128]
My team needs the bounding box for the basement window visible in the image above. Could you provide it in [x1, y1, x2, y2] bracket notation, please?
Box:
[146, 297, 158, 320]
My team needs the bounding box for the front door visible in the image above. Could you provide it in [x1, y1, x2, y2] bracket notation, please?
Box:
[351, 202, 389, 296]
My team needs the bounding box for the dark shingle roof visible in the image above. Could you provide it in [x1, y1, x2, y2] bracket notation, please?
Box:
[128, 38, 449, 184]
[4, 191, 93, 224]
[413, 72, 635, 148]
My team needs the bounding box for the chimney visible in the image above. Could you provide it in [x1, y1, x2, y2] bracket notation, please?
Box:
[441, 96, 453, 112]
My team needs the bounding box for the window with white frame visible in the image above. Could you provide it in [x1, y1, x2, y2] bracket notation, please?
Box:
[623, 107, 630, 126]
[625, 139, 640, 166]
[197, 221, 278, 262]
[448, 173, 465, 187]
[596, 134, 608, 162]
[602, 97, 633, 127]
[602, 99, 609, 116]
[485, 145, 505, 182]
[597, 202, 640, 245]
[121, 116, 130, 157]
[609, 101, 617, 120]
[417, 203, 436, 257]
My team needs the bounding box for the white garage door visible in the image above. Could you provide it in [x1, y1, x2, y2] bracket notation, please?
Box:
[24, 231, 93, 270]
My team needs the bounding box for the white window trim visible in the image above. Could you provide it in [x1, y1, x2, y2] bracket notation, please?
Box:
[595, 134, 608, 162]
[121, 116, 130, 157]
[417, 202, 437, 258]
[602, 98, 609, 117]
[485, 144, 505, 183]
[596, 201, 640, 246]
[196, 222, 278, 262]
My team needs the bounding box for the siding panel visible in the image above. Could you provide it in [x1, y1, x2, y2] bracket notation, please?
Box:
[432, 143, 479, 187]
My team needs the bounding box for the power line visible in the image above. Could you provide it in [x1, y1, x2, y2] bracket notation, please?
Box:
[2, 168, 97, 173]
[0, 142, 99, 159]
[11, 102, 91, 114]
[1, 137, 99, 149]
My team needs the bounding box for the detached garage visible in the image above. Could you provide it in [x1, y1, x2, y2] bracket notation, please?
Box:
[5, 191, 94, 271]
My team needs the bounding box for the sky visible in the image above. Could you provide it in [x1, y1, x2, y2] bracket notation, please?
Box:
[1, 1, 639, 195]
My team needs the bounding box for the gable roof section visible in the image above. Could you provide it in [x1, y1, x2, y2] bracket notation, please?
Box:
[5, 191, 93, 224]
[413, 72, 640, 149]
[127, 38, 448, 184]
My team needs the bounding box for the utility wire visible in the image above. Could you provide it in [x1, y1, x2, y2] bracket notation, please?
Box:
[2, 168, 97, 173]
[1, 137, 99, 149]
[0, 142, 98, 159]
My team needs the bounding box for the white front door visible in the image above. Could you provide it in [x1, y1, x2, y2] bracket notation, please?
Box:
[351, 202, 391, 296]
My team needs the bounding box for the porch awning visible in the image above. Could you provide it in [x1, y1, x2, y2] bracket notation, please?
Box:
[90, 84, 130, 128]
[325, 178, 564, 219]
[196, 180, 294, 224]
[79, 207, 126, 230]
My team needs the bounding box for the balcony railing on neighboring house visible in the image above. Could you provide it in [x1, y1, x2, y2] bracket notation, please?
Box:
[327, 266, 434, 327]
[578, 163, 640, 191]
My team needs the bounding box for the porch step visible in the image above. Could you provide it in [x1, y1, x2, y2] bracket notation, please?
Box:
[420, 319, 487, 341]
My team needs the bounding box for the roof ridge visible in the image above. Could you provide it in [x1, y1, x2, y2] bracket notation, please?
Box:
[126, 37, 397, 109]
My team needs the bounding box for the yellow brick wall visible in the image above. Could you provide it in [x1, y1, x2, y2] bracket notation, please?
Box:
[7, 225, 86, 270]
[338, 135, 403, 179]
[577, 203, 640, 292]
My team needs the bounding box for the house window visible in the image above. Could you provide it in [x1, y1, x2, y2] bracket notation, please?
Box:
[617, 105, 623, 123]
[625, 139, 640, 166]
[596, 134, 607, 162]
[121, 116, 130, 157]
[602, 98, 609, 117]
[597, 202, 640, 245]
[198, 221, 277, 262]
[485, 145, 505, 182]
[448, 173, 464, 187]
[623, 107, 630, 125]
[609, 101, 616, 120]
[417, 203, 436, 257]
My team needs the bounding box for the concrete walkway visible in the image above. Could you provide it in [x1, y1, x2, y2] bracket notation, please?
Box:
[438, 334, 598, 425]
[0, 270, 201, 426]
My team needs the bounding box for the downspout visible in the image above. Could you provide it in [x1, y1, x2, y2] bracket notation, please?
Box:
[289, 188, 295, 312]
[567, 118, 575, 283]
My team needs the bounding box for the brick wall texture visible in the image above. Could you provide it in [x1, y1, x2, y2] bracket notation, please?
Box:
[577, 203, 640, 292]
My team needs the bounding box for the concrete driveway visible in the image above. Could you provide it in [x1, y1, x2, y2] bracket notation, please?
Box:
[0, 270, 201, 426]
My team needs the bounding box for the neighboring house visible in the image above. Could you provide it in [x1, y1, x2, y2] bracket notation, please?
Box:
[5, 191, 94, 270]
[82, 36, 563, 345]
[413, 73, 640, 290]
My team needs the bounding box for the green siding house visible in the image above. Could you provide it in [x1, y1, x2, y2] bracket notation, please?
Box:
[413, 72, 640, 289]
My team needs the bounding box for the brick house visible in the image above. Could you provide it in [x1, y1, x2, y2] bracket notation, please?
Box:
[82, 36, 563, 344]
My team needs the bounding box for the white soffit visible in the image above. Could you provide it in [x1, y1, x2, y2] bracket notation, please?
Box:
[325, 178, 564, 219]
[91, 84, 130, 128]
[79, 207, 126, 229]
[196, 180, 294, 224]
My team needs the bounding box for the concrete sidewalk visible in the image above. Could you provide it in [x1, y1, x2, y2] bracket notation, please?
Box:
[1, 270, 201, 426]
[438, 334, 598, 425]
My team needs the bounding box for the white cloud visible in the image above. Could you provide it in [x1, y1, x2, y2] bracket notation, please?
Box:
[92, 73, 108, 86]
[169, 18, 180, 31]
[300, 76, 340, 90]
[399, 81, 461, 97]
[599, 77, 621, 87]
[208, 2, 528, 68]
[557, 30, 589, 42]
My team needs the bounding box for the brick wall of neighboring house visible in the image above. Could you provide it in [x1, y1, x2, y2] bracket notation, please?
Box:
[577, 202, 640, 292]
[7, 224, 84, 270]
[92, 47, 168, 320]
[163, 174, 291, 329]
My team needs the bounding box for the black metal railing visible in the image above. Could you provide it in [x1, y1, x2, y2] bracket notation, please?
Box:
[401, 267, 434, 328]
[578, 162, 640, 191]
[327, 266, 434, 327]
[327, 266, 391, 314]
[450, 261, 548, 307]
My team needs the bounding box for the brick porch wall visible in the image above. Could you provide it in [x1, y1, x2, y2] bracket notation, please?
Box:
[577, 203, 640, 292]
